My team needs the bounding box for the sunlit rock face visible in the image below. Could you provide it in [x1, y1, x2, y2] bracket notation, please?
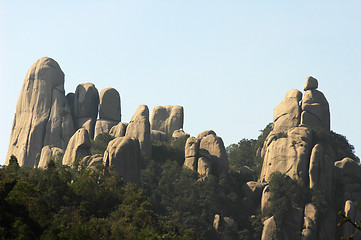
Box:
[273, 89, 302, 132]
[6, 57, 74, 167]
[183, 130, 229, 177]
[260, 127, 313, 183]
[150, 105, 184, 142]
[62, 128, 91, 166]
[103, 136, 141, 183]
[301, 77, 330, 131]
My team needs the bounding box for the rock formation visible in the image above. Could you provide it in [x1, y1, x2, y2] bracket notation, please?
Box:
[183, 130, 229, 177]
[301, 77, 330, 131]
[184, 137, 199, 171]
[150, 105, 184, 141]
[273, 89, 302, 132]
[125, 105, 151, 167]
[80, 154, 103, 170]
[94, 88, 121, 139]
[62, 128, 91, 166]
[6, 57, 74, 167]
[172, 128, 190, 141]
[103, 136, 141, 183]
[37, 146, 64, 169]
[73, 83, 99, 139]
[109, 122, 128, 138]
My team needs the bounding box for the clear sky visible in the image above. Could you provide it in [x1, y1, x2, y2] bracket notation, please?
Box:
[1, 1, 361, 165]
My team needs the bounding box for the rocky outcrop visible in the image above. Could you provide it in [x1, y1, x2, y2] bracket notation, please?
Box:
[150, 105, 184, 141]
[94, 119, 118, 139]
[199, 133, 229, 176]
[172, 128, 190, 141]
[184, 137, 199, 171]
[99, 88, 121, 122]
[103, 137, 141, 183]
[62, 128, 91, 166]
[73, 83, 99, 139]
[301, 203, 317, 239]
[80, 154, 103, 170]
[260, 127, 313, 182]
[125, 105, 151, 167]
[37, 145, 64, 169]
[301, 77, 330, 131]
[6, 57, 74, 167]
[273, 89, 302, 132]
[261, 216, 276, 240]
[183, 131, 229, 177]
[109, 122, 128, 138]
[93, 88, 121, 139]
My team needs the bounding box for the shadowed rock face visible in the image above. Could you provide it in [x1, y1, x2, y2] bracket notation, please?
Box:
[150, 105, 184, 141]
[103, 136, 141, 183]
[99, 88, 121, 122]
[73, 83, 99, 139]
[6, 57, 74, 167]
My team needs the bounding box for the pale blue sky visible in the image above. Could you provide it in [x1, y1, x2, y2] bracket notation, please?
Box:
[1, 1, 361, 165]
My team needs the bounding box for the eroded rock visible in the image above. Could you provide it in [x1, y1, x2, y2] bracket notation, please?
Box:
[103, 136, 141, 183]
[62, 128, 91, 166]
[150, 105, 184, 141]
[99, 88, 121, 122]
[6, 57, 74, 167]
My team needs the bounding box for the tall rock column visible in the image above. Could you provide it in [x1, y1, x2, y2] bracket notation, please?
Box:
[73, 83, 99, 139]
[6, 57, 74, 167]
[94, 88, 121, 139]
[125, 105, 151, 168]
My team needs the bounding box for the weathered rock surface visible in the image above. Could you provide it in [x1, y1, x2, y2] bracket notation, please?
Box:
[73, 83, 99, 120]
[273, 89, 302, 132]
[184, 137, 199, 171]
[303, 76, 318, 91]
[261, 216, 276, 240]
[38, 146, 64, 169]
[103, 136, 141, 183]
[150, 105, 184, 141]
[109, 122, 128, 138]
[99, 88, 121, 122]
[81, 154, 103, 170]
[126, 105, 151, 167]
[260, 127, 313, 182]
[150, 130, 167, 142]
[94, 119, 118, 139]
[77, 117, 96, 140]
[309, 144, 334, 201]
[6, 57, 74, 167]
[261, 185, 271, 211]
[73, 83, 99, 138]
[197, 130, 216, 140]
[301, 81, 330, 130]
[199, 134, 229, 176]
[197, 157, 211, 177]
[301, 203, 317, 239]
[172, 128, 190, 141]
[62, 128, 91, 166]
